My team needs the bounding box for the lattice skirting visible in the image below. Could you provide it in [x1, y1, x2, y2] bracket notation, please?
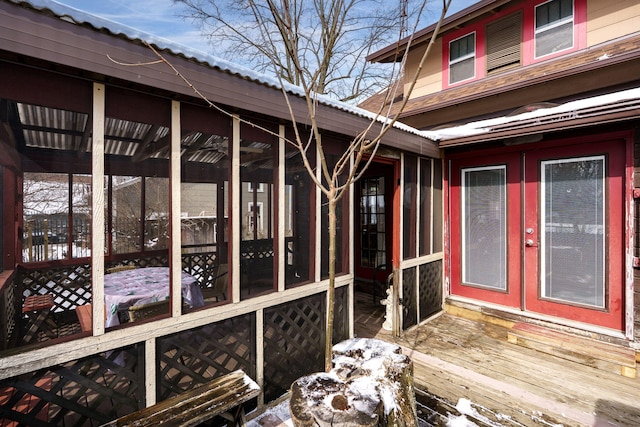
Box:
[1, 286, 352, 426]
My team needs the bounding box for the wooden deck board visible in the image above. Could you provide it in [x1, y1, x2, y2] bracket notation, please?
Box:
[411, 323, 638, 401]
[353, 292, 640, 426]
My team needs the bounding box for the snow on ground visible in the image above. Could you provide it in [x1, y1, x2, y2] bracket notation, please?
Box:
[247, 399, 293, 427]
[248, 396, 523, 427]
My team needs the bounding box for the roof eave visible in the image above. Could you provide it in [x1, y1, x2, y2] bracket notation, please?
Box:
[399, 47, 640, 120]
[366, 0, 507, 64]
[438, 106, 640, 148]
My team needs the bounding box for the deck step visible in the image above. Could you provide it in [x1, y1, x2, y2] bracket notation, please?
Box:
[507, 322, 637, 378]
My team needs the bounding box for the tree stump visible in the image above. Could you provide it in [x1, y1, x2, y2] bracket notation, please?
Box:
[290, 338, 418, 427]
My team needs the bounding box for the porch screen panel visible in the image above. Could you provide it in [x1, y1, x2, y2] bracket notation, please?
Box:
[321, 147, 349, 280]
[433, 160, 443, 253]
[285, 131, 315, 288]
[419, 158, 432, 256]
[180, 104, 231, 305]
[22, 173, 70, 262]
[461, 166, 507, 290]
[240, 122, 277, 299]
[541, 156, 605, 307]
[403, 154, 417, 260]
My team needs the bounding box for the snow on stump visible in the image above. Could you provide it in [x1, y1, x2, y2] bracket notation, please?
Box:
[290, 338, 418, 427]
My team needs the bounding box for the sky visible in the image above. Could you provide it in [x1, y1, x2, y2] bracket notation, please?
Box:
[52, 0, 479, 58]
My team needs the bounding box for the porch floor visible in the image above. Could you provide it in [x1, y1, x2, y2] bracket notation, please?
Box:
[353, 291, 640, 426]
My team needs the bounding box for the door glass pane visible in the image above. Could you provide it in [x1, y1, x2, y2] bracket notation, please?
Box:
[462, 166, 507, 290]
[541, 156, 605, 307]
[360, 177, 385, 269]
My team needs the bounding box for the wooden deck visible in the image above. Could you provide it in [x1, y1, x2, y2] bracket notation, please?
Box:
[353, 291, 640, 426]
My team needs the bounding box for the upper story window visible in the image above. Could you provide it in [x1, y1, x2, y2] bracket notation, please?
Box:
[534, 0, 574, 58]
[441, 0, 585, 89]
[449, 32, 476, 85]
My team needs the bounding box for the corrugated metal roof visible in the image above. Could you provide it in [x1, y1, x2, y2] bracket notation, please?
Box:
[9, 0, 430, 140]
[14, 99, 289, 166]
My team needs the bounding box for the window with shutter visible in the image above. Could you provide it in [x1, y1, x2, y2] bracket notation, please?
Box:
[486, 12, 522, 74]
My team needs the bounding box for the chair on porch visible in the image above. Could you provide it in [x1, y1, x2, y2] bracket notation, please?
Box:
[75, 303, 108, 332]
[202, 263, 228, 303]
[21, 294, 57, 343]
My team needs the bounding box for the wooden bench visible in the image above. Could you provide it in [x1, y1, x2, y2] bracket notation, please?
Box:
[100, 370, 260, 427]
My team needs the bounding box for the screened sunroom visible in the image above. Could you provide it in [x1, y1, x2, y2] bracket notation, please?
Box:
[0, 0, 442, 424]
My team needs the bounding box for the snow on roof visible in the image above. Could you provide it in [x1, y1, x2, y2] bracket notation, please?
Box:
[17, 0, 429, 139]
[422, 87, 640, 141]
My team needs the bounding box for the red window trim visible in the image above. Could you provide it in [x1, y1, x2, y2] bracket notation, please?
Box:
[442, 29, 485, 89]
[441, 0, 587, 89]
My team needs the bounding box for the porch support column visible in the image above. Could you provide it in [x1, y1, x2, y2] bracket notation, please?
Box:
[278, 125, 285, 292]
[231, 115, 241, 303]
[348, 150, 354, 338]
[170, 100, 181, 317]
[91, 82, 105, 336]
[315, 135, 321, 283]
[395, 153, 405, 337]
[256, 307, 264, 408]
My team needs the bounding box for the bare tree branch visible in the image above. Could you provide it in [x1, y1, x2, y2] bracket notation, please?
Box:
[121, 0, 452, 371]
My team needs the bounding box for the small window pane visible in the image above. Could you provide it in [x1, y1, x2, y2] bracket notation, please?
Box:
[536, 0, 572, 27]
[535, 21, 573, 57]
[111, 175, 141, 254]
[450, 57, 475, 84]
[450, 34, 475, 61]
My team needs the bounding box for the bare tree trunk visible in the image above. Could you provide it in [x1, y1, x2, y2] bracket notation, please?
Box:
[325, 195, 337, 371]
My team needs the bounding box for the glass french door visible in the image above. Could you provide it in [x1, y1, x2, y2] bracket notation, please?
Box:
[355, 162, 395, 282]
[450, 140, 625, 330]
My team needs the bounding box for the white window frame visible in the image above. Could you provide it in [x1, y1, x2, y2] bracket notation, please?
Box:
[448, 32, 476, 85]
[534, 0, 574, 59]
